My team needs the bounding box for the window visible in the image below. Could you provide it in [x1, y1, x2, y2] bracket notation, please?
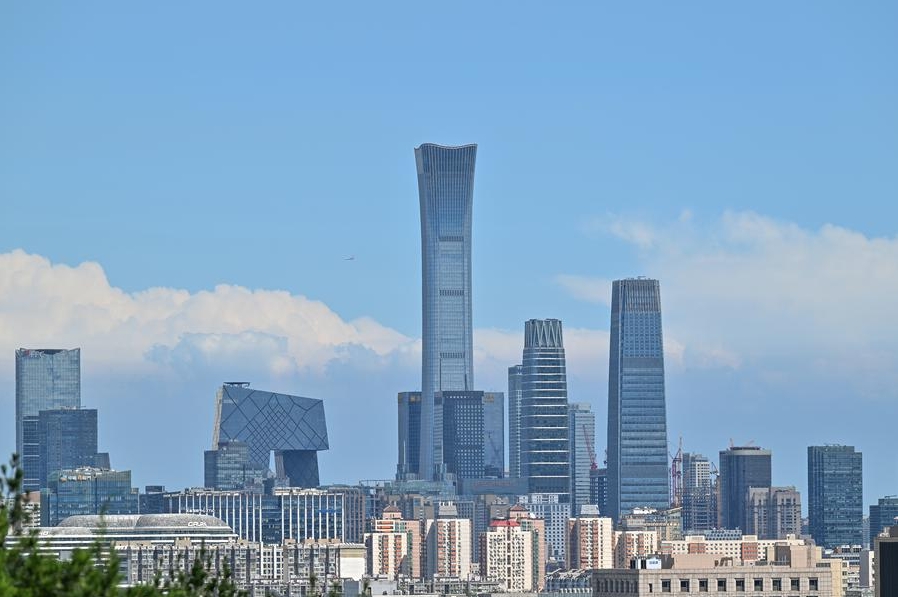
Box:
[662, 579, 672, 593]
[717, 579, 727, 592]
[735, 579, 745, 592]
[772, 578, 781, 591]
[681, 579, 690, 592]
[753, 579, 763, 591]
[699, 579, 709, 592]
[790, 578, 800, 591]
[809, 578, 818, 591]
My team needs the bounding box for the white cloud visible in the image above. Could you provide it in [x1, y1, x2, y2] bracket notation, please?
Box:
[554, 274, 612, 306]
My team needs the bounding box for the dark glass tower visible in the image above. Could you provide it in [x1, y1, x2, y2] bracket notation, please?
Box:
[808, 445, 863, 548]
[681, 452, 715, 534]
[606, 279, 669, 521]
[416, 143, 477, 481]
[718, 446, 772, 530]
[15, 348, 81, 492]
[440, 390, 485, 480]
[521, 318, 570, 498]
[508, 365, 523, 478]
[569, 402, 596, 515]
[482, 391, 505, 478]
[38, 408, 98, 489]
[396, 391, 422, 479]
[870, 496, 898, 547]
[210, 382, 329, 488]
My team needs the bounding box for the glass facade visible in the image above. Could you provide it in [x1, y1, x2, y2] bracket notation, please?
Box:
[808, 444, 863, 548]
[15, 348, 81, 492]
[870, 496, 898, 547]
[521, 319, 570, 498]
[211, 383, 329, 488]
[396, 391, 422, 479]
[38, 408, 98, 489]
[718, 446, 772, 530]
[607, 279, 670, 521]
[508, 365, 523, 479]
[44, 467, 138, 526]
[416, 143, 477, 481]
[440, 390, 484, 481]
[590, 467, 608, 516]
[483, 392, 505, 478]
[568, 402, 596, 516]
[681, 452, 715, 534]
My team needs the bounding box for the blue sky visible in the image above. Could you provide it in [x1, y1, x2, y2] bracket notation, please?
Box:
[2, 2, 897, 510]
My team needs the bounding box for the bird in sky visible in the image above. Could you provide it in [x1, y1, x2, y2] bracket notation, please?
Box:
[344, 255, 355, 261]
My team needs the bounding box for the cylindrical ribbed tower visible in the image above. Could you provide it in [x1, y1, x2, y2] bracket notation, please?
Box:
[416, 143, 477, 481]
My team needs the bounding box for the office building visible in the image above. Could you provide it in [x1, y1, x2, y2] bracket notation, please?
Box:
[874, 526, 898, 597]
[569, 402, 596, 517]
[482, 391, 504, 478]
[416, 143, 477, 481]
[591, 467, 608, 516]
[681, 453, 714, 534]
[37, 408, 98, 490]
[204, 440, 265, 490]
[661, 534, 806, 563]
[594, 545, 838, 597]
[15, 348, 81, 492]
[397, 391, 422, 479]
[424, 502, 472, 579]
[440, 390, 484, 481]
[566, 504, 614, 570]
[209, 382, 329, 488]
[520, 318, 570, 497]
[869, 496, 898, 548]
[43, 466, 138, 526]
[808, 445, 863, 548]
[480, 519, 535, 591]
[606, 279, 670, 521]
[507, 365, 523, 479]
[745, 487, 802, 540]
[517, 492, 570, 563]
[718, 446, 772, 531]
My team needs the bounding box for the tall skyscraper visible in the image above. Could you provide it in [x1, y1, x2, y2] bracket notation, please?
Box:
[606, 279, 670, 521]
[209, 382, 329, 488]
[808, 445, 863, 548]
[15, 348, 82, 492]
[520, 319, 570, 498]
[681, 452, 714, 534]
[483, 392, 505, 478]
[508, 365, 523, 479]
[718, 446, 772, 531]
[569, 402, 596, 516]
[396, 391, 422, 479]
[38, 408, 99, 490]
[416, 143, 477, 481]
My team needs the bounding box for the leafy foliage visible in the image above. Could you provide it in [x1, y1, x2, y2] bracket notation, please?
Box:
[0, 454, 247, 596]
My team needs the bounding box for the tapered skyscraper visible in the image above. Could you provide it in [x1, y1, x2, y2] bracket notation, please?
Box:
[607, 278, 669, 521]
[416, 143, 477, 480]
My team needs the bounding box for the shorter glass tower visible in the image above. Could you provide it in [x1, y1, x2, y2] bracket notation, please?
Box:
[396, 391, 422, 479]
[808, 445, 863, 548]
[38, 408, 98, 490]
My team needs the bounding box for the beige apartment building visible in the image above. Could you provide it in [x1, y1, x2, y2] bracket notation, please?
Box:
[614, 530, 659, 568]
[480, 519, 535, 592]
[424, 504, 472, 579]
[365, 505, 423, 579]
[567, 506, 614, 570]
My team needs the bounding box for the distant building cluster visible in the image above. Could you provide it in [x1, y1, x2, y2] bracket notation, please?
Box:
[11, 143, 886, 596]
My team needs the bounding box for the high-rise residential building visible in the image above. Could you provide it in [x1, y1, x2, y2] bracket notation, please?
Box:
[37, 408, 98, 490]
[808, 445, 863, 548]
[416, 142, 477, 481]
[520, 319, 570, 497]
[483, 392, 505, 478]
[870, 496, 898, 547]
[209, 382, 329, 488]
[606, 279, 669, 522]
[424, 502, 472, 579]
[569, 403, 596, 516]
[746, 487, 802, 540]
[613, 530, 659, 569]
[366, 505, 423, 579]
[15, 348, 81, 492]
[397, 391, 423, 479]
[508, 504, 546, 590]
[480, 519, 535, 591]
[507, 365, 523, 479]
[517, 493, 570, 563]
[681, 452, 714, 534]
[718, 446, 772, 531]
[566, 504, 614, 570]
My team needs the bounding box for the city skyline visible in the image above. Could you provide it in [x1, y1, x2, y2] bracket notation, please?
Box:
[1, 2, 897, 507]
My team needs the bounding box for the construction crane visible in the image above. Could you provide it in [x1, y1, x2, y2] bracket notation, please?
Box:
[670, 436, 683, 508]
[582, 425, 598, 471]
